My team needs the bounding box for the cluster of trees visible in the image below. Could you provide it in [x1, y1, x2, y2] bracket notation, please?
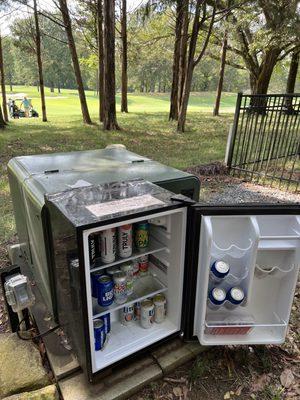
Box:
[0, 0, 299, 131]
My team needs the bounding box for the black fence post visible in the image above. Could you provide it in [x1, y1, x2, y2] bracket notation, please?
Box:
[226, 92, 243, 169]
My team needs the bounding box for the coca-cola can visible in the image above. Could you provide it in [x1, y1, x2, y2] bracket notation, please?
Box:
[100, 228, 116, 264]
[118, 224, 132, 258]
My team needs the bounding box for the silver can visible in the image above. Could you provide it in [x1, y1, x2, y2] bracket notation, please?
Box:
[153, 294, 166, 323]
[120, 304, 134, 325]
[141, 299, 154, 329]
[106, 266, 121, 278]
[100, 228, 116, 264]
[120, 263, 134, 296]
[118, 224, 132, 258]
[113, 271, 127, 304]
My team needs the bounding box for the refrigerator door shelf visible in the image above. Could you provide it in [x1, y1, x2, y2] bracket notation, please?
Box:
[255, 263, 297, 279]
[92, 273, 167, 318]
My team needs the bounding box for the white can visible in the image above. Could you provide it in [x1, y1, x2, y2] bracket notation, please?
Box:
[120, 305, 134, 325]
[118, 224, 132, 258]
[153, 294, 167, 323]
[100, 228, 116, 264]
[141, 299, 154, 329]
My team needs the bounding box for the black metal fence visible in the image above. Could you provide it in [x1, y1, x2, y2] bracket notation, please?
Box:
[226, 93, 300, 192]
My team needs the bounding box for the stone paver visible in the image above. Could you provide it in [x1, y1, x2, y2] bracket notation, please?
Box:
[0, 334, 50, 399]
[2, 385, 58, 400]
[59, 356, 162, 400]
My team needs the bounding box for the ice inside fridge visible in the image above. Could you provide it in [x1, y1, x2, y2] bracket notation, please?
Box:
[194, 213, 300, 346]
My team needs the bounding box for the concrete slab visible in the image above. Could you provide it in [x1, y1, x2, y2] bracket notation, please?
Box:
[184, 341, 207, 357]
[0, 334, 50, 399]
[59, 356, 162, 400]
[152, 339, 195, 374]
[2, 385, 58, 400]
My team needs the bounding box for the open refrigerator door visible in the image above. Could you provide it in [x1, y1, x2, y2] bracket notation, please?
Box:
[194, 209, 300, 346]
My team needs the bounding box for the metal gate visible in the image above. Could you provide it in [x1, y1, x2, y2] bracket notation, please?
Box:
[226, 93, 300, 192]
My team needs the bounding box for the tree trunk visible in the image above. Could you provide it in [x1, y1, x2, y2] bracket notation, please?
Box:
[177, 63, 194, 132]
[9, 81, 13, 92]
[213, 29, 227, 116]
[50, 83, 54, 92]
[120, 0, 128, 113]
[250, 49, 280, 95]
[177, 0, 189, 117]
[0, 34, 8, 122]
[169, 0, 183, 121]
[97, 0, 104, 122]
[58, 0, 92, 124]
[286, 51, 299, 94]
[33, 0, 47, 122]
[58, 84, 61, 93]
[103, 0, 120, 130]
[0, 105, 6, 128]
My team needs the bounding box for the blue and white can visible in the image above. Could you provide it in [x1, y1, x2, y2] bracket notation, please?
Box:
[100, 313, 111, 334]
[211, 260, 230, 280]
[97, 275, 114, 307]
[91, 271, 104, 298]
[208, 287, 226, 306]
[227, 287, 245, 305]
[94, 319, 106, 351]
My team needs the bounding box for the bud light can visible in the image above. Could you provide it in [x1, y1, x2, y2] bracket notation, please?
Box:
[120, 304, 134, 325]
[118, 224, 132, 258]
[210, 260, 230, 280]
[94, 319, 106, 351]
[100, 228, 117, 264]
[135, 222, 149, 250]
[97, 275, 114, 307]
[208, 287, 226, 306]
[91, 271, 104, 298]
[100, 313, 111, 334]
[227, 287, 245, 305]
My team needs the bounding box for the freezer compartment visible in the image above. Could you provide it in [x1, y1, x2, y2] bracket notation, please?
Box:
[195, 213, 300, 346]
[83, 208, 187, 373]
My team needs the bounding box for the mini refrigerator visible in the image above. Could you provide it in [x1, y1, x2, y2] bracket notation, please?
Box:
[44, 178, 300, 382]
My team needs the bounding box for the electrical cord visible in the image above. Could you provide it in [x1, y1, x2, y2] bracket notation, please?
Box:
[16, 316, 60, 341]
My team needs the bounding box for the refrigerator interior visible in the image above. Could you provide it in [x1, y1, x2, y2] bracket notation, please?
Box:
[195, 214, 300, 345]
[83, 208, 187, 373]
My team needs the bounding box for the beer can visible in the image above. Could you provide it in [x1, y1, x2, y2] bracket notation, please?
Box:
[100, 313, 111, 334]
[139, 255, 149, 276]
[211, 260, 230, 280]
[120, 263, 134, 280]
[134, 301, 141, 320]
[153, 294, 167, 323]
[97, 275, 114, 307]
[106, 266, 121, 278]
[113, 272, 127, 304]
[227, 287, 245, 305]
[94, 319, 106, 351]
[208, 287, 226, 306]
[100, 228, 116, 264]
[88, 234, 99, 266]
[132, 260, 140, 280]
[141, 299, 154, 329]
[120, 304, 134, 325]
[135, 222, 149, 250]
[118, 224, 132, 258]
[91, 271, 104, 298]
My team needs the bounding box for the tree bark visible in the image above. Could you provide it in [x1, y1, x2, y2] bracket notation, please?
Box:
[0, 34, 8, 122]
[9, 82, 13, 92]
[177, 1, 216, 132]
[0, 105, 6, 128]
[169, 0, 184, 121]
[177, 0, 189, 117]
[103, 0, 120, 130]
[121, 0, 128, 113]
[97, 0, 104, 122]
[213, 29, 227, 116]
[58, 0, 92, 124]
[286, 51, 299, 94]
[33, 0, 47, 122]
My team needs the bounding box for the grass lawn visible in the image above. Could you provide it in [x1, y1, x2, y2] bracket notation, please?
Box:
[0, 86, 236, 243]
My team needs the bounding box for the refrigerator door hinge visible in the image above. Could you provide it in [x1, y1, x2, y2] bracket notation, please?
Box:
[170, 194, 196, 205]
